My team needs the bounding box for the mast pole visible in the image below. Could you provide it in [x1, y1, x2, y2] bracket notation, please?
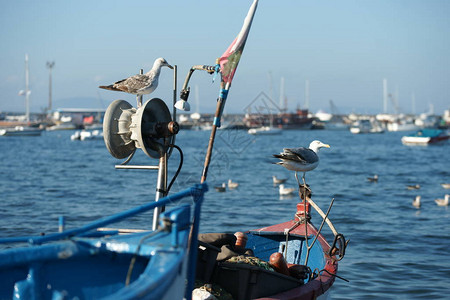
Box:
[25, 54, 30, 123]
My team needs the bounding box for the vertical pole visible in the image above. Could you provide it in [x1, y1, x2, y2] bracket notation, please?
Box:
[25, 54, 30, 123]
[58, 216, 65, 233]
[383, 78, 388, 114]
[137, 69, 143, 108]
[201, 82, 229, 183]
[47, 61, 55, 113]
[304, 79, 310, 110]
[279, 76, 284, 111]
[152, 152, 167, 230]
[172, 65, 177, 121]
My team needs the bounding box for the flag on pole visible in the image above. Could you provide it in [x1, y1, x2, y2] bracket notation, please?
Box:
[219, 0, 258, 84]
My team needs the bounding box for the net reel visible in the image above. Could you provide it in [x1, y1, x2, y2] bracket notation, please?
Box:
[103, 98, 179, 160]
[102, 66, 179, 231]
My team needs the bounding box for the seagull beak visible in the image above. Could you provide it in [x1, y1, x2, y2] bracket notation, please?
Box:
[323, 143, 330, 148]
[167, 64, 174, 69]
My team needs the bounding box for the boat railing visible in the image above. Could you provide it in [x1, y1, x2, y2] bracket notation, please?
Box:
[292, 175, 348, 265]
[0, 183, 207, 246]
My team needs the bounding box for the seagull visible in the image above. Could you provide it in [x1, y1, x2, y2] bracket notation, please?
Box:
[273, 140, 330, 187]
[412, 195, 421, 208]
[407, 184, 420, 190]
[272, 175, 287, 185]
[441, 183, 450, 189]
[367, 174, 378, 182]
[99, 57, 173, 95]
[214, 183, 226, 192]
[279, 184, 295, 196]
[435, 194, 449, 206]
[228, 179, 239, 189]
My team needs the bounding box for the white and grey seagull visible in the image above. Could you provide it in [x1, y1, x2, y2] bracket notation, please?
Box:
[412, 195, 421, 208]
[99, 57, 173, 95]
[273, 140, 330, 186]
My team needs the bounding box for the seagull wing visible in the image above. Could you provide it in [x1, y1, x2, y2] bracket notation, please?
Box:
[282, 147, 319, 164]
[113, 74, 150, 94]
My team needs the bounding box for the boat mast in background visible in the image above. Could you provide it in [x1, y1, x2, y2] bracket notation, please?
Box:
[383, 78, 388, 114]
[47, 61, 55, 113]
[304, 79, 310, 110]
[25, 54, 30, 122]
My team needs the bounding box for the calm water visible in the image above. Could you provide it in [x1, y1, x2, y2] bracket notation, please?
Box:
[1, 128, 449, 299]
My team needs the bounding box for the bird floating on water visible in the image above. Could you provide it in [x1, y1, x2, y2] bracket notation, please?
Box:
[228, 179, 239, 189]
[412, 195, 421, 208]
[273, 140, 330, 189]
[441, 183, 450, 189]
[272, 175, 287, 185]
[367, 175, 378, 182]
[407, 184, 420, 190]
[214, 183, 226, 192]
[279, 184, 296, 196]
[99, 57, 173, 95]
[435, 194, 449, 206]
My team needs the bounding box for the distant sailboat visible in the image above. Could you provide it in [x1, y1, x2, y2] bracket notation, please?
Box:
[0, 54, 42, 136]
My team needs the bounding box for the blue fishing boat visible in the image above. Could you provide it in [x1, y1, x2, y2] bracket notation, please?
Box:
[0, 185, 206, 300]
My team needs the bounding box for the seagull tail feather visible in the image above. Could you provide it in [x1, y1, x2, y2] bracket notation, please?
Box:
[99, 85, 122, 92]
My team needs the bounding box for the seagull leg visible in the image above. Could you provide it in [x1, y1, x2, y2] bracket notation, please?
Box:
[295, 171, 301, 187]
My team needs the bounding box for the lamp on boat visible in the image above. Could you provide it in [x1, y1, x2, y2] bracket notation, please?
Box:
[174, 88, 191, 111]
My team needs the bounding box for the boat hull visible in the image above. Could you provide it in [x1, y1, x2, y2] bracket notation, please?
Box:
[248, 126, 282, 135]
[401, 129, 450, 145]
[0, 184, 207, 300]
[0, 224, 190, 300]
[0, 126, 42, 136]
[249, 220, 338, 300]
[203, 217, 339, 300]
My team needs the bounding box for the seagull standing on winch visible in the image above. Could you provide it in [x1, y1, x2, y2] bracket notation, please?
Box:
[99, 57, 173, 95]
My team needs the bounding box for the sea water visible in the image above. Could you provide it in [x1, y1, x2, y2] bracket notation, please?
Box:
[0, 129, 449, 299]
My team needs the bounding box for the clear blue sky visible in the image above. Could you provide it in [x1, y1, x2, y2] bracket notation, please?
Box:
[1, 0, 449, 115]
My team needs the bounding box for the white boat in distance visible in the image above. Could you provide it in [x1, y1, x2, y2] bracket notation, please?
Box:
[248, 126, 282, 135]
[350, 119, 384, 134]
[0, 126, 42, 136]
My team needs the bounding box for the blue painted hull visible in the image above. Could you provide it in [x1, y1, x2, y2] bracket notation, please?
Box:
[0, 232, 188, 299]
[0, 184, 207, 300]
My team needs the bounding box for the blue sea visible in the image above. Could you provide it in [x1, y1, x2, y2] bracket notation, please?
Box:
[1, 128, 449, 299]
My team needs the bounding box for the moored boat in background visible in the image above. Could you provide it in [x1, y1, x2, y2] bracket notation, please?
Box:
[248, 125, 282, 135]
[0, 126, 42, 136]
[401, 129, 450, 145]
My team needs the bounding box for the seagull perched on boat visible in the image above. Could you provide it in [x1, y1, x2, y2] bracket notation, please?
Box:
[407, 184, 420, 190]
[228, 179, 239, 189]
[99, 57, 173, 95]
[273, 140, 330, 187]
[279, 184, 295, 196]
[367, 175, 378, 182]
[412, 195, 421, 209]
[435, 194, 449, 206]
[272, 175, 287, 185]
